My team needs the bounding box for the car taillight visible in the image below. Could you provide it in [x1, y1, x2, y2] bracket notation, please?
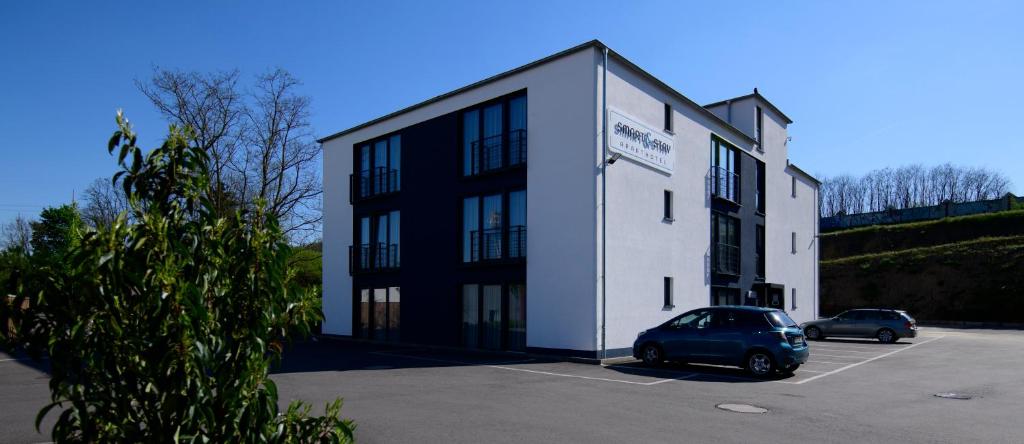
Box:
[905, 321, 913, 328]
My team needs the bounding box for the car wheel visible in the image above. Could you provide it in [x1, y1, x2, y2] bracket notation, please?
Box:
[804, 326, 823, 340]
[877, 328, 897, 344]
[641, 344, 663, 366]
[746, 351, 776, 377]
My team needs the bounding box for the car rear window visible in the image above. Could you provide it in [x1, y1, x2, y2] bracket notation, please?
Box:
[765, 311, 798, 328]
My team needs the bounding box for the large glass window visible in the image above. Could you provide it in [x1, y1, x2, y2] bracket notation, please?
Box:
[463, 197, 480, 262]
[711, 212, 740, 275]
[462, 110, 480, 176]
[461, 285, 479, 348]
[755, 160, 766, 213]
[482, 194, 503, 260]
[509, 96, 527, 166]
[353, 134, 400, 200]
[711, 137, 740, 202]
[463, 191, 526, 262]
[461, 94, 527, 176]
[508, 284, 526, 351]
[509, 190, 526, 258]
[756, 224, 765, 279]
[357, 287, 401, 341]
[481, 285, 503, 350]
[353, 211, 399, 272]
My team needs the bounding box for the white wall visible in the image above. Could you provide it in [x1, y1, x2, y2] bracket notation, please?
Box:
[321, 48, 600, 352]
[600, 57, 756, 352]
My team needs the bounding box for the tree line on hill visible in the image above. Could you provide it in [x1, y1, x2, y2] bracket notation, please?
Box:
[819, 163, 1012, 218]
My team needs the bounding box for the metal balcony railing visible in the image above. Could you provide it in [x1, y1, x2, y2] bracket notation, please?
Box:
[713, 243, 740, 275]
[350, 167, 400, 202]
[710, 166, 740, 203]
[509, 225, 526, 259]
[349, 243, 400, 274]
[467, 129, 527, 176]
[468, 225, 527, 262]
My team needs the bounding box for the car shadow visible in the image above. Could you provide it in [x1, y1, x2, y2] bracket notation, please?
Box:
[604, 360, 796, 383]
[810, 338, 913, 346]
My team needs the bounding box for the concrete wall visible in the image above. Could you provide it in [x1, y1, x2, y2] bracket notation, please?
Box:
[322, 48, 599, 352]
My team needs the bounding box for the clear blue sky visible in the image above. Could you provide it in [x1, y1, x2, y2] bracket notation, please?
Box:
[2, 1, 1022, 225]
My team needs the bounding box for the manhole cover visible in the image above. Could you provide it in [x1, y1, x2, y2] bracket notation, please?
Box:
[716, 403, 768, 413]
[934, 393, 973, 400]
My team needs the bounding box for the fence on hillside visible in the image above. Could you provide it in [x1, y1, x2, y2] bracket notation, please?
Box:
[821, 193, 1022, 231]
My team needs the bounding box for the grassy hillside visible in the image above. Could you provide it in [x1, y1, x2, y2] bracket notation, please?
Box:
[821, 210, 1024, 260]
[820, 211, 1024, 322]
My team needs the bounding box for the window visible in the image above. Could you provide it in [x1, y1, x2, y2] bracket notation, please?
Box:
[462, 94, 527, 176]
[351, 210, 400, 273]
[792, 176, 797, 198]
[356, 286, 400, 341]
[663, 277, 673, 308]
[509, 190, 527, 258]
[710, 137, 740, 202]
[791, 288, 797, 310]
[669, 310, 710, 329]
[755, 160, 766, 213]
[463, 190, 527, 263]
[755, 224, 765, 279]
[462, 283, 526, 351]
[755, 106, 763, 150]
[664, 103, 673, 133]
[711, 212, 740, 275]
[663, 190, 673, 221]
[353, 134, 401, 201]
[791, 232, 797, 254]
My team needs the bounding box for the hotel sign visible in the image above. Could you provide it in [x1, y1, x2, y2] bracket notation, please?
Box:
[608, 108, 674, 174]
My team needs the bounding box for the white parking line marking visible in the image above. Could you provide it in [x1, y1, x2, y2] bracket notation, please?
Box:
[808, 353, 876, 359]
[805, 360, 857, 365]
[372, 351, 694, 386]
[794, 368, 827, 373]
[792, 336, 944, 385]
[807, 348, 881, 354]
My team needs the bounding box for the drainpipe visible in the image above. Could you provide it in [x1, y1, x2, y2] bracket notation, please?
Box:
[600, 46, 609, 360]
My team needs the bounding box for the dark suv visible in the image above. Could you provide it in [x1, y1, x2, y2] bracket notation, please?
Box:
[801, 309, 917, 343]
[632, 306, 808, 377]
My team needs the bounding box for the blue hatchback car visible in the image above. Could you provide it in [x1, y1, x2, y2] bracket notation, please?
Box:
[632, 306, 809, 377]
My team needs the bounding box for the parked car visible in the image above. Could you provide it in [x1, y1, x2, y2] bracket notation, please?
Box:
[632, 306, 808, 377]
[801, 309, 917, 343]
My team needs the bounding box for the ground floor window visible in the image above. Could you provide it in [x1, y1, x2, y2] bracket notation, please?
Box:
[461, 283, 526, 351]
[358, 286, 400, 342]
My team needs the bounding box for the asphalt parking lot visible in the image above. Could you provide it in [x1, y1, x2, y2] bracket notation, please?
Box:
[3, 327, 1023, 443]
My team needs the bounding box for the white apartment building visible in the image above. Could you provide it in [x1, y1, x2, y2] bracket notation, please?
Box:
[319, 40, 819, 358]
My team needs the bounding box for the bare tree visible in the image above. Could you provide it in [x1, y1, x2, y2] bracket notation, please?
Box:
[81, 177, 130, 229]
[819, 164, 1012, 217]
[137, 68, 321, 240]
[1, 215, 34, 253]
[137, 69, 243, 218]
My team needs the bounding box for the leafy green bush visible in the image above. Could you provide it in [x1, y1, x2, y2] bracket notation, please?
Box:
[1, 112, 353, 443]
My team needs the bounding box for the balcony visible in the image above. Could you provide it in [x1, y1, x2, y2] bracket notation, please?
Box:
[712, 243, 740, 275]
[467, 225, 527, 263]
[349, 243, 400, 274]
[467, 129, 527, 176]
[350, 167, 400, 203]
[710, 166, 740, 203]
